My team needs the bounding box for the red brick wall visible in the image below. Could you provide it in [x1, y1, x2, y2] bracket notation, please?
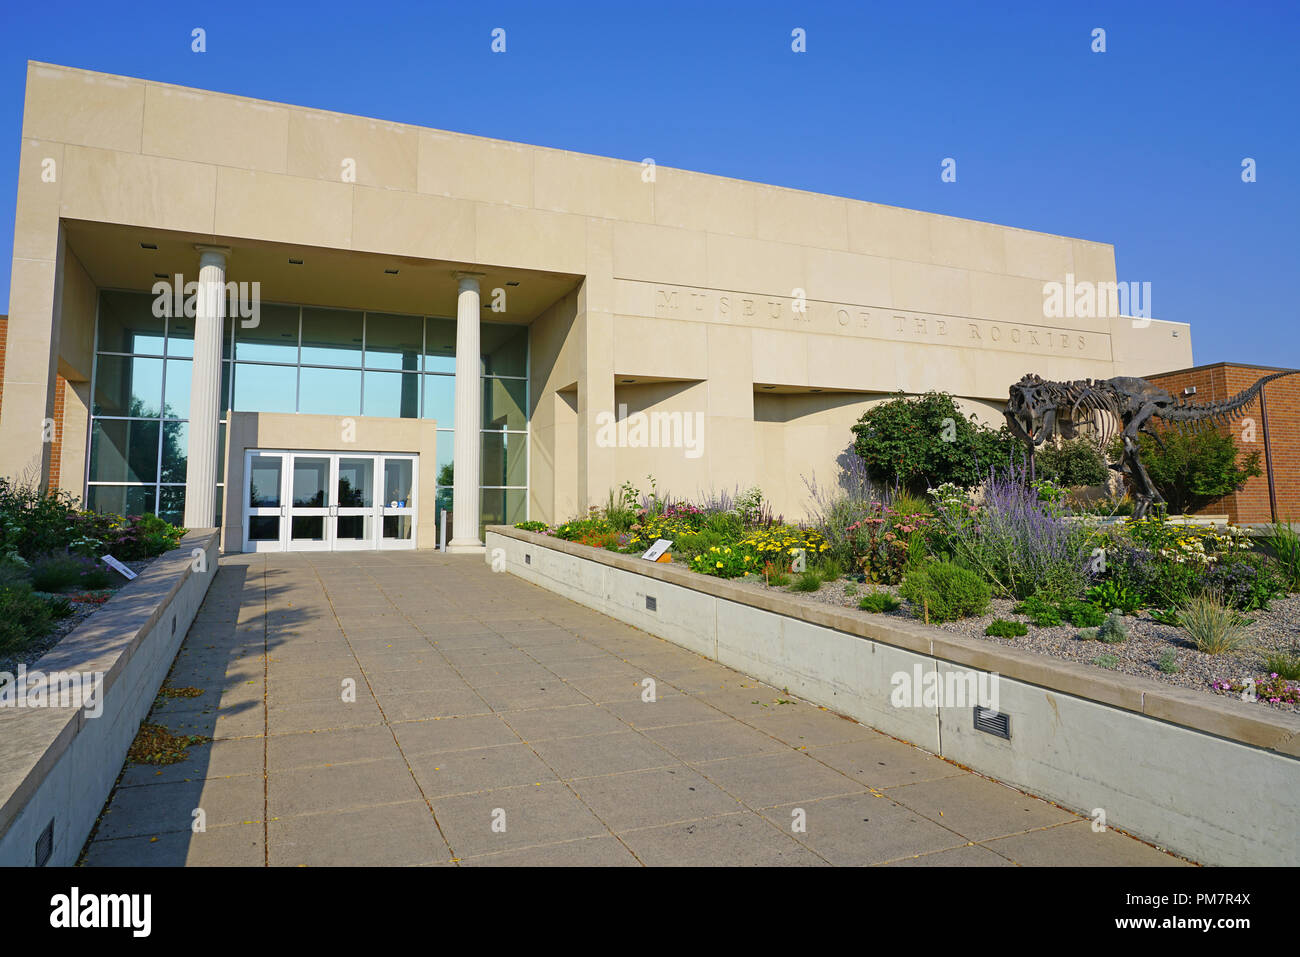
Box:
[48, 375, 66, 491]
[0, 315, 7, 424]
[1146, 363, 1300, 523]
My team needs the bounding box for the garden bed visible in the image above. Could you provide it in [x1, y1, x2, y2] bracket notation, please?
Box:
[731, 574, 1300, 712]
[0, 556, 158, 679]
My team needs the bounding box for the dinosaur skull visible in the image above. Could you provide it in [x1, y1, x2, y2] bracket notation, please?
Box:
[1006, 376, 1057, 447]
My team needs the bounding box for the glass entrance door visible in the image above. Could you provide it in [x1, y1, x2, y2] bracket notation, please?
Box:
[242, 451, 418, 552]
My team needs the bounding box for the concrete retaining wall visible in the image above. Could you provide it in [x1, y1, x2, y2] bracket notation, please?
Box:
[0, 530, 219, 866]
[486, 527, 1300, 866]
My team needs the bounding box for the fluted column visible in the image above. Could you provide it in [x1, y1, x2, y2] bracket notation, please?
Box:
[183, 246, 229, 529]
[447, 272, 485, 552]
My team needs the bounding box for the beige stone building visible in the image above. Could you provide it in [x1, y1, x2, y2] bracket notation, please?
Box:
[1, 61, 1193, 553]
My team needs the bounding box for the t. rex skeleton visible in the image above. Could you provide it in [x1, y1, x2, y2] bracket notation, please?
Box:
[1004, 370, 1296, 519]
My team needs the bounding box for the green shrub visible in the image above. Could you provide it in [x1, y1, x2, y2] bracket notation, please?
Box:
[514, 520, 549, 532]
[1033, 438, 1109, 488]
[1261, 651, 1300, 681]
[1013, 593, 1062, 627]
[1085, 581, 1141, 615]
[985, 618, 1028, 638]
[1126, 428, 1262, 515]
[858, 590, 901, 613]
[1157, 650, 1180, 674]
[689, 544, 760, 579]
[816, 557, 846, 581]
[0, 479, 83, 562]
[1150, 607, 1181, 626]
[1093, 654, 1119, 669]
[790, 569, 823, 592]
[30, 554, 113, 592]
[35, 592, 74, 619]
[0, 581, 55, 654]
[1062, 601, 1106, 628]
[843, 582, 859, 597]
[900, 562, 991, 622]
[1096, 610, 1128, 644]
[1178, 591, 1249, 655]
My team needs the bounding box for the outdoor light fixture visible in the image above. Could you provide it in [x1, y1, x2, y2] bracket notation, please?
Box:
[153, 273, 167, 279]
[621, 378, 635, 383]
[1184, 386, 1197, 396]
[384, 268, 399, 275]
[139, 242, 157, 250]
[506, 280, 520, 286]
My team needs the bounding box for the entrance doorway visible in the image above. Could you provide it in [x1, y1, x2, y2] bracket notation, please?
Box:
[242, 450, 418, 552]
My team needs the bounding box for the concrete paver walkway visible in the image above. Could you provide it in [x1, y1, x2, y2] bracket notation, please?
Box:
[82, 552, 1187, 866]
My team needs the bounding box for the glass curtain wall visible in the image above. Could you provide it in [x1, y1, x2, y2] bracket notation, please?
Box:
[87, 290, 530, 537]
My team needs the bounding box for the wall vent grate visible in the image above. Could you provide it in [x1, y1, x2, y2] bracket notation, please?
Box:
[973, 706, 1011, 740]
[35, 819, 53, 867]
[645, 596, 657, 612]
[524, 553, 531, 565]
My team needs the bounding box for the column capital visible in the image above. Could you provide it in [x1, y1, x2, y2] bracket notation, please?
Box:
[454, 270, 486, 288]
[195, 244, 231, 266]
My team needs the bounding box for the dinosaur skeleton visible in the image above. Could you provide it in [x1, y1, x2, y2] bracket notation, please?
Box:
[1004, 370, 1296, 519]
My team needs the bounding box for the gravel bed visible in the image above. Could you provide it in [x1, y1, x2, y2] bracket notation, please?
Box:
[0, 556, 158, 679]
[731, 573, 1300, 714]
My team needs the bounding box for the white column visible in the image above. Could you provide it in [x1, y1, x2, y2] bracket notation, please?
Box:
[183, 246, 229, 530]
[447, 272, 485, 552]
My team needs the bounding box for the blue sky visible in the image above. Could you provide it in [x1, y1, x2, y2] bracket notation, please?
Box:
[1, 0, 1297, 369]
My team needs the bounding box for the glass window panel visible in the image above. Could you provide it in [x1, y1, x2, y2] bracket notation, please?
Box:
[424, 318, 456, 373]
[89, 419, 160, 484]
[382, 514, 412, 540]
[163, 358, 191, 418]
[435, 432, 454, 488]
[234, 304, 299, 362]
[338, 458, 374, 507]
[217, 422, 227, 484]
[221, 361, 232, 416]
[300, 307, 363, 367]
[291, 457, 330, 508]
[233, 363, 297, 413]
[93, 355, 163, 417]
[422, 374, 454, 425]
[364, 371, 420, 419]
[365, 313, 423, 370]
[482, 376, 527, 430]
[249, 454, 283, 508]
[480, 430, 527, 487]
[159, 486, 185, 526]
[291, 515, 326, 540]
[248, 515, 280, 541]
[479, 488, 527, 532]
[481, 323, 527, 377]
[383, 459, 414, 505]
[160, 420, 189, 484]
[337, 514, 372, 541]
[215, 483, 223, 528]
[86, 484, 157, 519]
[165, 314, 194, 357]
[97, 291, 165, 355]
[299, 367, 361, 416]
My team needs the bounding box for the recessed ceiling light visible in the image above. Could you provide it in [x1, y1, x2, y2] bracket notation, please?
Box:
[385, 268, 399, 275]
[153, 273, 167, 279]
[288, 257, 303, 265]
[811, 388, 822, 393]
[506, 281, 520, 287]
[140, 242, 158, 250]
[762, 385, 776, 390]
[621, 378, 635, 383]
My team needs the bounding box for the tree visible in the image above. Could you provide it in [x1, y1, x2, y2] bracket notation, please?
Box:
[1033, 438, 1109, 487]
[850, 392, 1018, 494]
[1133, 428, 1262, 514]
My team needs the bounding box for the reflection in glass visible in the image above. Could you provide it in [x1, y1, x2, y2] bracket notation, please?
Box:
[338, 458, 374, 507]
[480, 323, 527, 377]
[163, 358, 192, 418]
[422, 374, 454, 424]
[248, 516, 280, 541]
[249, 455, 283, 507]
[93, 355, 164, 417]
[292, 457, 329, 508]
[233, 363, 297, 413]
[291, 516, 326, 540]
[159, 485, 186, 526]
[480, 430, 528, 487]
[482, 376, 527, 430]
[86, 484, 157, 518]
[424, 318, 456, 373]
[300, 307, 363, 367]
[383, 459, 414, 505]
[89, 420, 161, 484]
[97, 291, 165, 355]
[159, 420, 188, 484]
[234, 304, 299, 362]
[336, 514, 373, 541]
[364, 371, 420, 419]
[299, 367, 361, 416]
[382, 515, 412, 539]
[365, 313, 423, 370]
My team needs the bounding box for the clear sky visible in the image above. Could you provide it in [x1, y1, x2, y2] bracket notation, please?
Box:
[1, 0, 1296, 369]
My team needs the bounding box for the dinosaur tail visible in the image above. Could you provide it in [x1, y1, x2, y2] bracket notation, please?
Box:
[1156, 369, 1298, 431]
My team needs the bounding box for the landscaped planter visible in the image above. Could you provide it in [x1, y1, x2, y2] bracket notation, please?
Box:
[487, 525, 1300, 867]
[0, 530, 219, 867]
